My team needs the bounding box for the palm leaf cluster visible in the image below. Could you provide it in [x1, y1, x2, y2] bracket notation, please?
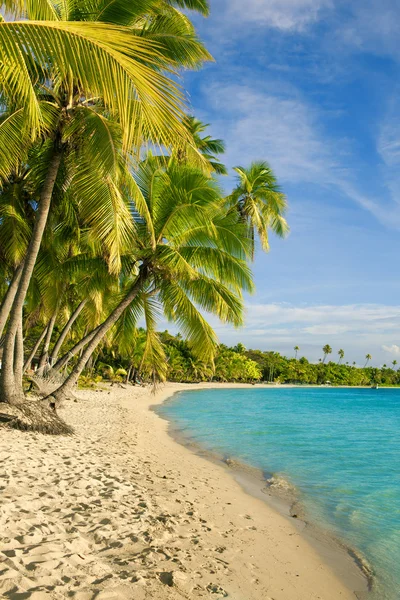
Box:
[0, 0, 289, 427]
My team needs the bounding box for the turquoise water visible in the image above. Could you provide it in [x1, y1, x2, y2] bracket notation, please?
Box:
[158, 387, 400, 599]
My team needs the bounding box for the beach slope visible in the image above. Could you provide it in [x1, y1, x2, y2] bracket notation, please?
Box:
[0, 383, 367, 599]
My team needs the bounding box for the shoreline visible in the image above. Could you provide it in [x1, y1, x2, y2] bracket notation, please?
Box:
[0, 382, 371, 599]
[154, 393, 375, 593]
[146, 382, 371, 598]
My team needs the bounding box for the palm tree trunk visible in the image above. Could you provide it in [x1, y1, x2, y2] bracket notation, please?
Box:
[50, 299, 87, 366]
[0, 148, 63, 405]
[37, 309, 58, 376]
[23, 323, 49, 373]
[14, 322, 24, 389]
[50, 325, 101, 374]
[0, 262, 24, 341]
[78, 327, 88, 359]
[50, 267, 147, 402]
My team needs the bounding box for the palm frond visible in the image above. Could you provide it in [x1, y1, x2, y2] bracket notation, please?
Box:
[180, 246, 254, 293]
[0, 180, 32, 265]
[78, 0, 159, 24]
[68, 159, 135, 274]
[140, 293, 167, 381]
[63, 106, 122, 177]
[25, 0, 60, 20]
[0, 20, 189, 150]
[165, 0, 209, 16]
[135, 11, 212, 69]
[160, 279, 218, 361]
[182, 276, 245, 327]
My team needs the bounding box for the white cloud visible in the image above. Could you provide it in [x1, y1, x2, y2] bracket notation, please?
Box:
[244, 303, 400, 331]
[208, 85, 337, 184]
[337, 0, 400, 58]
[203, 81, 400, 229]
[376, 97, 400, 220]
[382, 344, 400, 355]
[202, 303, 400, 364]
[225, 0, 332, 32]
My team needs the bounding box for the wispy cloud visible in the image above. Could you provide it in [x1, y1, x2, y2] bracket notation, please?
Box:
[222, 0, 332, 32]
[205, 303, 400, 364]
[382, 344, 400, 355]
[215, 0, 400, 60]
[244, 303, 400, 331]
[337, 0, 400, 58]
[199, 79, 400, 229]
[206, 84, 337, 183]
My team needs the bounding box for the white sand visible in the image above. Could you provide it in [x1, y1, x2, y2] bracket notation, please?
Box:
[0, 383, 369, 599]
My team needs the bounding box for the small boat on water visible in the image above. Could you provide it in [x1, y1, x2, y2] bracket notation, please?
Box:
[371, 383, 379, 389]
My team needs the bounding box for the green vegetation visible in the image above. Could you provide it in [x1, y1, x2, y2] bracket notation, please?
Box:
[35, 330, 394, 387]
[0, 0, 289, 431]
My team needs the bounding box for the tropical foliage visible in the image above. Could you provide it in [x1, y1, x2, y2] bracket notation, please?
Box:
[55, 331, 397, 387]
[245, 348, 398, 387]
[0, 0, 289, 432]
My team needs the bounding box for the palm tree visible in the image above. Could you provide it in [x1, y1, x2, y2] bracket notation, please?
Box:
[392, 360, 398, 370]
[322, 344, 332, 363]
[154, 116, 227, 175]
[178, 117, 227, 174]
[0, 0, 211, 407]
[0, 171, 34, 338]
[227, 161, 289, 257]
[294, 345, 300, 359]
[234, 343, 247, 354]
[364, 354, 372, 367]
[338, 349, 345, 364]
[49, 159, 255, 403]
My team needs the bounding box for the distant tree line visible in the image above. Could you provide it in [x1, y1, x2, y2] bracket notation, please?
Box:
[47, 329, 399, 386]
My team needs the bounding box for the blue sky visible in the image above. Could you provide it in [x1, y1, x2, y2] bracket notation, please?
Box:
[178, 0, 400, 366]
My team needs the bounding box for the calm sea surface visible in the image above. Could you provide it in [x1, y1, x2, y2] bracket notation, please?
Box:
[158, 387, 400, 599]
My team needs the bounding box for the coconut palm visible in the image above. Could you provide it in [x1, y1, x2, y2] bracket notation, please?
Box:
[227, 161, 289, 257]
[322, 344, 332, 363]
[234, 343, 246, 354]
[178, 117, 227, 174]
[294, 345, 300, 359]
[153, 116, 227, 175]
[0, 0, 211, 407]
[48, 160, 254, 403]
[0, 171, 34, 339]
[364, 354, 372, 367]
[338, 349, 344, 364]
[392, 360, 398, 370]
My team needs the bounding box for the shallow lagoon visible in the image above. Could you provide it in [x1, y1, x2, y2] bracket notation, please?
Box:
[158, 387, 400, 599]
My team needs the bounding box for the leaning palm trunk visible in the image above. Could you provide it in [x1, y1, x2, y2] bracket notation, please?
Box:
[0, 262, 24, 340]
[50, 299, 87, 366]
[0, 148, 63, 406]
[13, 323, 24, 389]
[23, 323, 49, 373]
[37, 308, 58, 376]
[50, 268, 147, 402]
[50, 324, 102, 374]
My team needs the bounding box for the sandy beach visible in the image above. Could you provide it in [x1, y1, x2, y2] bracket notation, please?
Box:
[0, 383, 369, 599]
